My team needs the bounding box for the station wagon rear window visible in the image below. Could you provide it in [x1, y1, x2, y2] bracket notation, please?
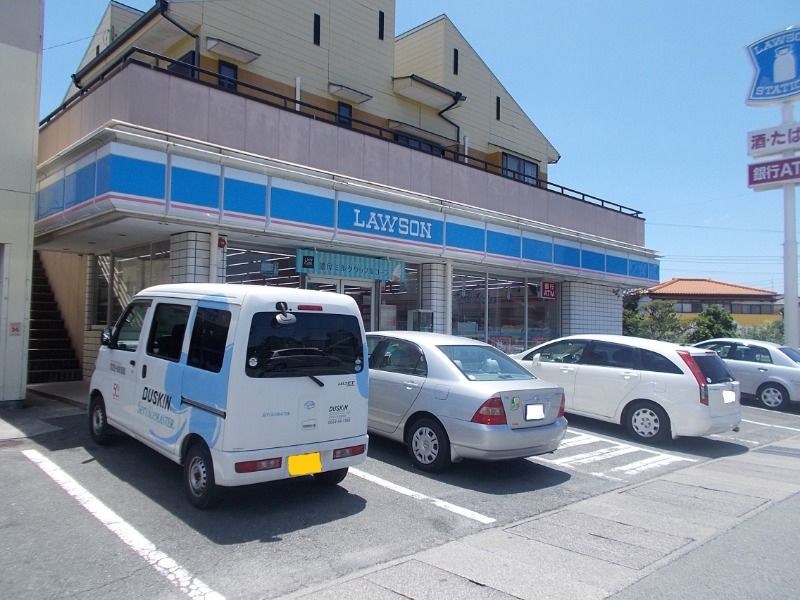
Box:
[692, 353, 735, 384]
[245, 312, 363, 378]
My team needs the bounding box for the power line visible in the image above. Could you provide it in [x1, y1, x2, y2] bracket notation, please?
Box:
[44, 34, 96, 51]
[647, 222, 781, 233]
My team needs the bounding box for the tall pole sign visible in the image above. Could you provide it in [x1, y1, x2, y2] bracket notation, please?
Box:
[747, 26, 800, 346]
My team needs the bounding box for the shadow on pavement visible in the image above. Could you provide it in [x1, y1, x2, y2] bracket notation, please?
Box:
[365, 434, 572, 494]
[28, 414, 368, 545]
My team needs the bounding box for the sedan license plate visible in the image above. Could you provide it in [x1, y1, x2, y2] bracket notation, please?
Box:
[525, 403, 545, 420]
[722, 390, 736, 404]
[288, 452, 322, 476]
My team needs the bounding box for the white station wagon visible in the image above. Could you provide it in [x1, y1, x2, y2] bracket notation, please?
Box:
[511, 334, 741, 443]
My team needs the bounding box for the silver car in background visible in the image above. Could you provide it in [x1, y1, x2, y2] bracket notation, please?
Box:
[366, 332, 567, 472]
[693, 338, 800, 410]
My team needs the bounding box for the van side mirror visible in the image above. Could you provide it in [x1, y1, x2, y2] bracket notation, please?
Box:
[101, 327, 113, 346]
[273, 301, 297, 327]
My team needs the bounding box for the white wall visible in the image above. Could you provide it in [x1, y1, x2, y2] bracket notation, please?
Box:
[561, 281, 623, 335]
[0, 0, 42, 403]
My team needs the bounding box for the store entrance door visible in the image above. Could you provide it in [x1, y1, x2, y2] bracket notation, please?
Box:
[306, 277, 375, 331]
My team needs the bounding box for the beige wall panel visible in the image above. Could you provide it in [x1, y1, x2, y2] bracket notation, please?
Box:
[336, 128, 366, 180]
[208, 86, 247, 149]
[430, 158, 454, 201]
[308, 119, 340, 174]
[409, 151, 434, 196]
[362, 135, 389, 185]
[277, 109, 311, 164]
[244, 98, 281, 158]
[386, 144, 413, 190]
[126, 67, 169, 132]
[167, 75, 209, 140]
[38, 251, 87, 360]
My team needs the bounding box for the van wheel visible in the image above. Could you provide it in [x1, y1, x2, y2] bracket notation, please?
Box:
[184, 443, 221, 509]
[89, 395, 113, 445]
[313, 468, 348, 486]
[625, 401, 670, 444]
[407, 417, 451, 472]
[757, 383, 789, 410]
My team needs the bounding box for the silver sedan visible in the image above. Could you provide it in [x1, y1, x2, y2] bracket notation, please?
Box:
[366, 331, 567, 472]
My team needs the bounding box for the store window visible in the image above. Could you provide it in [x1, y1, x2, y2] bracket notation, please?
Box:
[394, 133, 444, 157]
[378, 265, 419, 330]
[487, 275, 525, 353]
[527, 281, 559, 346]
[502, 153, 539, 185]
[452, 271, 486, 341]
[225, 244, 299, 287]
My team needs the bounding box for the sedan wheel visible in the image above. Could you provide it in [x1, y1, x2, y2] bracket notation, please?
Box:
[625, 401, 670, 444]
[408, 418, 451, 472]
[757, 383, 789, 410]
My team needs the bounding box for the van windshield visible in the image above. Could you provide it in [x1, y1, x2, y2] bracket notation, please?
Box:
[245, 312, 364, 378]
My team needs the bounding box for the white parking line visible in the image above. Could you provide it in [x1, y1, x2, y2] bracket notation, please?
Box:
[546, 445, 640, 466]
[742, 419, 800, 433]
[349, 467, 495, 524]
[612, 454, 695, 476]
[558, 433, 601, 449]
[22, 449, 225, 600]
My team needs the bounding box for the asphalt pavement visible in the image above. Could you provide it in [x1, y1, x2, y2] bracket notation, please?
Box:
[4, 381, 800, 599]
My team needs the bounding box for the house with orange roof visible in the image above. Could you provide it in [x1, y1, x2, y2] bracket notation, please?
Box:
[642, 278, 781, 328]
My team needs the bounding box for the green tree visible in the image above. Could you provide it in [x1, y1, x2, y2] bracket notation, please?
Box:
[636, 300, 686, 342]
[739, 319, 784, 344]
[685, 305, 738, 343]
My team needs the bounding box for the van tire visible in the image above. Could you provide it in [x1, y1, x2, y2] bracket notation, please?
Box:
[625, 401, 670, 444]
[89, 395, 113, 445]
[184, 443, 221, 509]
[407, 417, 451, 472]
[313, 468, 348, 486]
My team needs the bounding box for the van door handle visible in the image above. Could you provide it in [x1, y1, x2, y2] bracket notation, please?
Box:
[141, 364, 147, 378]
[758, 368, 767, 372]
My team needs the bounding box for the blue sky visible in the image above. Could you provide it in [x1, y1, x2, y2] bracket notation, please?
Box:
[41, 1, 798, 292]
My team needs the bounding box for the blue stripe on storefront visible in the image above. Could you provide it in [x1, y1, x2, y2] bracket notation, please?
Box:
[224, 178, 266, 216]
[522, 238, 553, 263]
[648, 262, 660, 281]
[629, 259, 649, 278]
[171, 167, 219, 209]
[487, 230, 520, 258]
[446, 222, 484, 252]
[606, 255, 628, 276]
[111, 155, 166, 199]
[272, 187, 335, 227]
[581, 250, 605, 272]
[554, 244, 580, 268]
[37, 180, 64, 219]
[64, 163, 96, 209]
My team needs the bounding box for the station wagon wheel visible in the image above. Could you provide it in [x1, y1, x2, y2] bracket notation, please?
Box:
[89, 394, 113, 445]
[183, 443, 221, 509]
[313, 467, 349, 486]
[757, 383, 789, 410]
[407, 417, 451, 472]
[625, 401, 670, 444]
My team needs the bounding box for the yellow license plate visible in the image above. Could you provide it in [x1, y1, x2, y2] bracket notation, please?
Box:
[287, 452, 322, 476]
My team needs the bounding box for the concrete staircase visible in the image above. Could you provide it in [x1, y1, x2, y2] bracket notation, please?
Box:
[27, 252, 82, 384]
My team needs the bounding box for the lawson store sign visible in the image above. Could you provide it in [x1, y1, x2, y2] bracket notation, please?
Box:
[35, 141, 659, 283]
[747, 27, 800, 104]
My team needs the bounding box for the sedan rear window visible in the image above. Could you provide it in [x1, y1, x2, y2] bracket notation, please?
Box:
[438, 345, 534, 381]
[692, 353, 735, 384]
[779, 347, 800, 364]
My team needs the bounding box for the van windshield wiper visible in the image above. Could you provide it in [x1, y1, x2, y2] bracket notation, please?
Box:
[307, 374, 324, 387]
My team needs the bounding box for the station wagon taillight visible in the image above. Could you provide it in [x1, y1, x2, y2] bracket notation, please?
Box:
[235, 457, 282, 473]
[677, 350, 709, 406]
[471, 397, 507, 425]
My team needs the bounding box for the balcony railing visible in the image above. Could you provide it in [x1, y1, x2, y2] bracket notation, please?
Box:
[41, 47, 643, 219]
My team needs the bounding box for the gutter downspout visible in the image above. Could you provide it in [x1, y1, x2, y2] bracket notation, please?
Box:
[438, 91, 464, 154]
[157, 0, 200, 77]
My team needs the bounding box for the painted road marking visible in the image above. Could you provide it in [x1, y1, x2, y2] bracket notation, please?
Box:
[558, 433, 602, 449]
[612, 454, 695, 476]
[742, 419, 800, 433]
[22, 449, 224, 600]
[546, 445, 640, 466]
[349, 467, 495, 524]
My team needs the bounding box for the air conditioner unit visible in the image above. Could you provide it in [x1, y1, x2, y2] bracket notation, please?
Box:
[408, 309, 434, 332]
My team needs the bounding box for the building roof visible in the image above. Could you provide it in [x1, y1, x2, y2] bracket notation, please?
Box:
[646, 278, 778, 299]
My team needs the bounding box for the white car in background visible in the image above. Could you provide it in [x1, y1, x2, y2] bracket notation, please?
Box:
[511, 334, 741, 444]
[693, 338, 800, 410]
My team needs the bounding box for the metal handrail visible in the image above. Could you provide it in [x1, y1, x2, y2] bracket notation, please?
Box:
[40, 47, 643, 218]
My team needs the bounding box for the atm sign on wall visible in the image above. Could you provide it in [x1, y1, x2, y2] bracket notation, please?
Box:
[541, 282, 558, 299]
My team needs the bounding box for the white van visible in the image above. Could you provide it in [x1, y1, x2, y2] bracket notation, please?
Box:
[89, 283, 369, 508]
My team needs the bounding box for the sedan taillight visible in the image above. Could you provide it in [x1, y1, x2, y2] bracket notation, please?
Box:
[557, 392, 566, 417]
[471, 396, 507, 425]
